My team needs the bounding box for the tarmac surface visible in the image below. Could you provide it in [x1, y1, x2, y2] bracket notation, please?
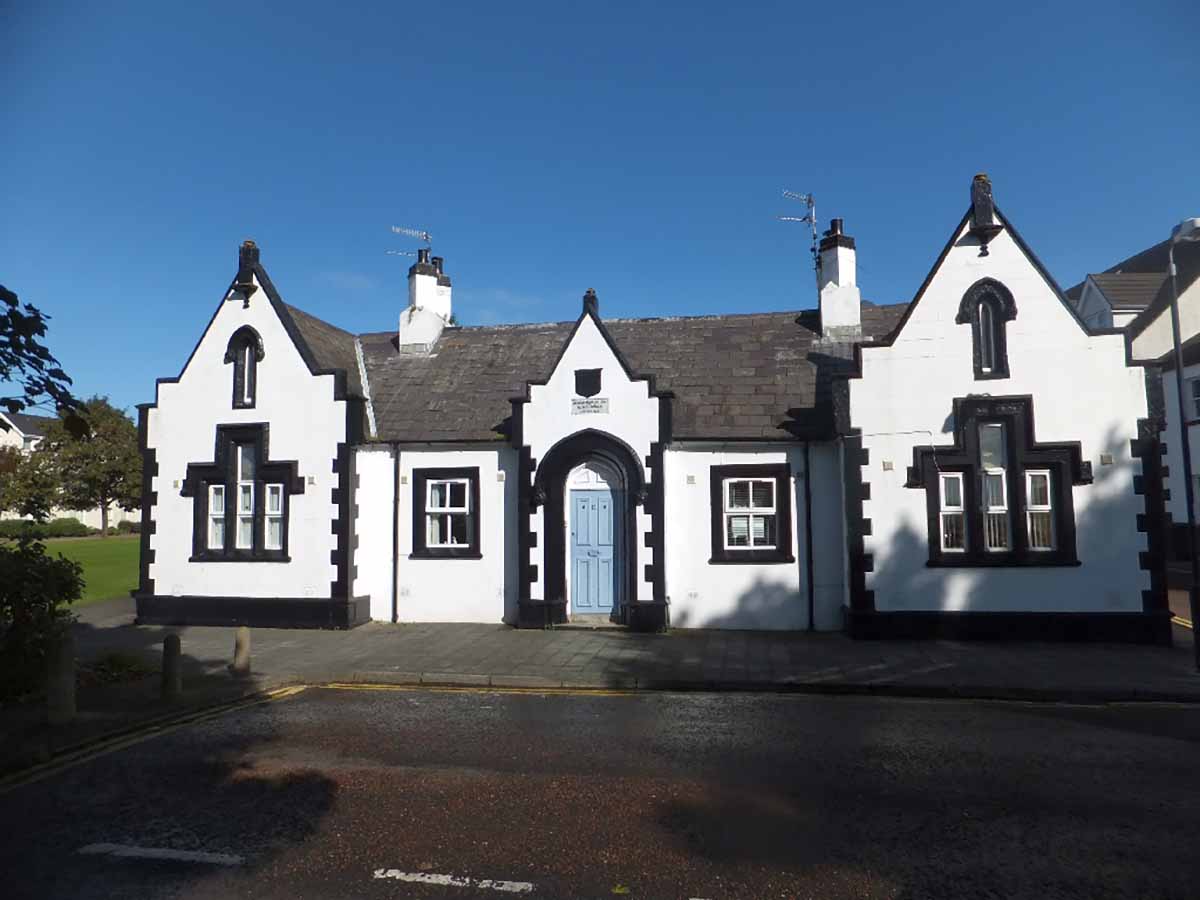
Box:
[3, 685, 1199, 899]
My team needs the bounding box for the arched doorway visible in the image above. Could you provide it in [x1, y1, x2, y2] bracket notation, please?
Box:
[566, 459, 624, 619]
[532, 429, 644, 625]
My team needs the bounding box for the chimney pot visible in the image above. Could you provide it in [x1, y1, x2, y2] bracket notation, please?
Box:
[829, 218, 843, 236]
[432, 256, 444, 274]
[582, 288, 599, 317]
[417, 247, 431, 264]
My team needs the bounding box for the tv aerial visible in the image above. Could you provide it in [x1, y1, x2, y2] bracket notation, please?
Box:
[391, 225, 432, 248]
[777, 190, 820, 298]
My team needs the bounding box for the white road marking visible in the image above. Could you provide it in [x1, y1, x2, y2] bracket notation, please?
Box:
[373, 868, 534, 893]
[78, 843, 243, 866]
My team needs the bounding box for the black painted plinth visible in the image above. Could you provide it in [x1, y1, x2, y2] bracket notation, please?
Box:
[847, 609, 1173, 645]
[517, 599, 568, 629]
[134, 594, 369, 630]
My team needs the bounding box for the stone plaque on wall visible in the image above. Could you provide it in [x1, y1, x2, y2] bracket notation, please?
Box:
[571, 397, 610, 415]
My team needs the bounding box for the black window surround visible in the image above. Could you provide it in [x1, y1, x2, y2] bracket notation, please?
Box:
[709, 463, 795, 564]
[906, 395, 1091, 567]
[411, 467, 482, 560]
[956, 278, 1016, 380]
[181, 423, 304, 562]
[225, 325, 264, 409]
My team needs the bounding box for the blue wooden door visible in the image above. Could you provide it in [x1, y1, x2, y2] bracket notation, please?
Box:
[570, 489, 616, 614]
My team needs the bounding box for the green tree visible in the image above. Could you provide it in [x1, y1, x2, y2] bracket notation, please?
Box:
[0, 446, 58, 520]
[1, 284, 79, 425]
[38, 397, 141, 536]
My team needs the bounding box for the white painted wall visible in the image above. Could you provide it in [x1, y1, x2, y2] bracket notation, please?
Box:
[662, 444, 844, 631]
[146, 272, 347, 599]
[354, 446, 396, 622]
[1160, 365, 1200, 524]
[394, 447, 517, 623]
[522, 314, 662, 605]
[850, 219, 1149, 614]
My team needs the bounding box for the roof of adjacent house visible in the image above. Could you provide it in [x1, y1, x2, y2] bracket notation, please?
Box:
[358, 301, 908, 443]
[0, 411, 57, 436]
[1086, 272, 1166, 311]
[1066, 239, 1169, 305]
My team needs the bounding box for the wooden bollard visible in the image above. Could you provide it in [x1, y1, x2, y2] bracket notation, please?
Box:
[46, 630, 76, 725]
[162, 634, 182, 700]
[230, 626, 251, 678]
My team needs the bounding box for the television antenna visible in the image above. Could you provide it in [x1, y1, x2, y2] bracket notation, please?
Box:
[778, 190, 820, 299]
[391, 226, 432, 250]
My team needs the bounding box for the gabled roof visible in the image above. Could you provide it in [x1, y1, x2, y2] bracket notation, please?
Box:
[282, 303, 363, 399]
[360, 301, 907, 443]
[1067, 239, 1170, 303]
[0, 410, 57, 437]
[1086, 272, 1165, 311]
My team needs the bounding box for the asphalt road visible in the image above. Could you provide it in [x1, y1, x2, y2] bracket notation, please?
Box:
[2, 687, 1199, 900]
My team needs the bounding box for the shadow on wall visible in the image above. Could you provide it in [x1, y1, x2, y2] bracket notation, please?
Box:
[670, 578, 804, 631]
[864, 426, 1164, 628]
[664, 427, 1164, 636]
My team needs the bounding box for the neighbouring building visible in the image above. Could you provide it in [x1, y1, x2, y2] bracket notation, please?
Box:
[1126, 228, 1200, 596]
[133, 175, 1172, 642]
[1067, 241, 1168, 330]
[0, 410, 138, 531]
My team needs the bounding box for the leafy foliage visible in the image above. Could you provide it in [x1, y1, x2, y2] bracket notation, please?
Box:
[0, 517, 97, 539]
[0, 532, 83, 700]
[0, 284, 79, 426]
[0, 445, 59, 521]
[35, 397, 141, 535]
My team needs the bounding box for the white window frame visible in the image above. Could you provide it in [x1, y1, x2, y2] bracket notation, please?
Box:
[426, 478, 472, 548]
[236, 444, 255, 550]
[979, 301, 996, 373]
[207, 484, 225, 550]
[242, 343, 254, 406]
[722, 477, 778, 551]
[264, 483, 284, 551]
[979, 423, 1010, 552]
[1189, 377, 1200, 420]
[939, 472, 966, 552]
[1025, 469, 1055, 551]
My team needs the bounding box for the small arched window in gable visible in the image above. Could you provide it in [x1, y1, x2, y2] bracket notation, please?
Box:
[224, 326, 264, 409]
[956, 278, 1016, 380]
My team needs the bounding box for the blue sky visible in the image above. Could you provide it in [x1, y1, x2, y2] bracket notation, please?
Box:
[2, 0, 1196, 414]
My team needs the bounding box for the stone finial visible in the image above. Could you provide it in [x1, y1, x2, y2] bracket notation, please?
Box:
[582, 288, 599, 317]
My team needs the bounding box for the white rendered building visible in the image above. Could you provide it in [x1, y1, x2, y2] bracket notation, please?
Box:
[133, 176, 1172, 642]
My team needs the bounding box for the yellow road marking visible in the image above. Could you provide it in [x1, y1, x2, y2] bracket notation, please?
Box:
[321, 682, 638, 698]
[1171, 615, 1193, 629]
[0, 685, 307, 795]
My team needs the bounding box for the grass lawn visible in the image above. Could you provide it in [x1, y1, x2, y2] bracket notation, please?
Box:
[45, 535, 140, 607]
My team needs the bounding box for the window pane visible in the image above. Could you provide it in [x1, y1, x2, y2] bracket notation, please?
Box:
[941, 474, 961, 508]
[237, 515, 253, 549]
[450, 513, 470, 546]
[1028, 511, 1053, 550]
[980, 303, 995, 370]
[941, 512, 965, 550]
[985, 512, 1010, 550]
[239, 484, 254, 513]
[428, 513, 445, 545]
[449, 481, 467, 509]
[752, 514, 777, 547]
[209, 517, 225, 550]
[983, 473, 1005, 509]
[751, 481, 774, 509]
[266, 517, 282, 550]
[1028, 473, 1049, 506]
[727, 481, 751, 510]
[267, 484, 282, 514]
[210, 485, 224, 514]
[239, 444, 255, 480]
[726, 514, 750, 546]
[979, 423, 1006, 469]
[430, 482, 448, 510]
